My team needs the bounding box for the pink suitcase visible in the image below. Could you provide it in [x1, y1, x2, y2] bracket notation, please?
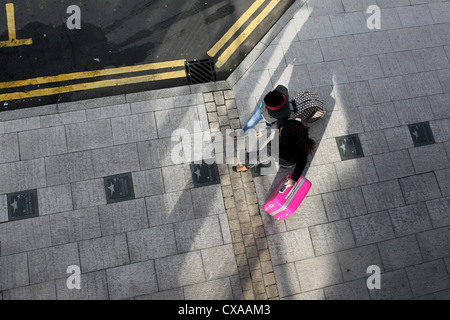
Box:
[262, 172, 312, 221]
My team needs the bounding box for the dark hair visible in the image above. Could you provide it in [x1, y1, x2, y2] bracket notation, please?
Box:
[264, 90, 284, 107]
[281, 125, 316, 154]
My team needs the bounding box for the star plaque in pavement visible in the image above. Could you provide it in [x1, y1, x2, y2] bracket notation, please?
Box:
[104, 173, 135, 204]
[7, 189, 39, 221]
[408, 122, 435, 147]
[336, 134, 364, 161]
[190, 159, 220, 188]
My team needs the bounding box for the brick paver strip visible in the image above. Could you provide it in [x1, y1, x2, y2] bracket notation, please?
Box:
[204, 90, 279, 300]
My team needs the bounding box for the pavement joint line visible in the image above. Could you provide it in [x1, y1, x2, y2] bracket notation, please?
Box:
[204, 89, 279, 300]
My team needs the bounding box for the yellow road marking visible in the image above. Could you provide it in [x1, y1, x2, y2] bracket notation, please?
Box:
[0, 70, 187, 101]
[215, 0, 280, 69]
[0, 3, 33, 48]
[0, 60, 187, 89]
[207, 0, 266, 58]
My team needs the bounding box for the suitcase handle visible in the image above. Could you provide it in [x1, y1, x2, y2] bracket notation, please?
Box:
[279, 179, 292, 194]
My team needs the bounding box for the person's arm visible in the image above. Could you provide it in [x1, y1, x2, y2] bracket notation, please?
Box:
[291, 155, 308, 182]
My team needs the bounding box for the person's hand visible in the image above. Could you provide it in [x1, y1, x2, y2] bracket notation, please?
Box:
[255, 131, 263, 138]
[286, 179, 296, 187]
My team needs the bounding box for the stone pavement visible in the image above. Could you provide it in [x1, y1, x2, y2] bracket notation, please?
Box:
[1, 0, 450, 300]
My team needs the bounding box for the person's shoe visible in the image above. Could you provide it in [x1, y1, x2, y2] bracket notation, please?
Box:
[232, 165, 248, 172]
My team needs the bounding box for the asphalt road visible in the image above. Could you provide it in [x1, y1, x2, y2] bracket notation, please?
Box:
[0, 0, 294, 110]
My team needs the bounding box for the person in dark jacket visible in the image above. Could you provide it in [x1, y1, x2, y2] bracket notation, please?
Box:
[233, 120, 315, 187]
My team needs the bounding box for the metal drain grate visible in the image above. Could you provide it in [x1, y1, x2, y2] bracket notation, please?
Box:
[185, 59, 217, 84]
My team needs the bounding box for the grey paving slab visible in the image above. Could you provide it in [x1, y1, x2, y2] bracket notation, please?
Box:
[174, 216, 224, 253]
[273, 263, 301, 298]
[430, 118, 450, 143]
[399, 172, 442, 204]
[434, 169, 450, 197]
[293, 15, 335, 40]
[378, 235, 423, 272]
[0, 117, 40, 135]
[19, 126, 67, 160]
[397, 4, 435, 27]
[37, 184, 73, 216]
[332, 81, 375, 110]
[322, 108, 364, 138]
[309, 138, 341, 166]
[161, 164, 194, 193]
[384, 126, 415, 151]
[361, 179, 406, 213]
[201, 244, 238, 281]
[137, 138, 175, 169]
[328, 12, 368, 36]
[145, 190, 195, 227]
[132, 169, 164, 199]
[71, 179, 107, 210]
[318, 35, 359, 62]
[429, 1, 450, 23]
[373, 149, 415, 181]
[39, 110, 86, 128]
[403, 71, 443, 98]
[378, 52, 418, 78]
[354, 31, 394, 57]
[28, 243, 79, 285]
[416, 227, 450, 261]
[0, 158, 47, 194]
[334, 157, 379, 189]
[310, 220, 356, 255]
[322, 187, 367, 221]
[409, 143, 450, 174]
[359, 102, 401, 131]
[267, 228, 315, 266]
[295, 254, 343, 292]
[249, 44, 286, 72]
[78, 234, 130, 273]
[155, 251, 206, 291]
[389, 202, 433, 237]
[3, 281, 57, 300]
[0, 216, 52, 256]
[55, 270, 109, 300]
[85, 104, 131, 121]
[337, 244, 383, 282]
[437, 68, 450, 93]
[306, 0, 344, 16]
[0, 253, 29, 291]
[426, 197, 450, 228]
[0, 132, 19, 164]
[284, 194, 328, 230]
[324, 279, 370, 300]
[91, 144, 140, 178]
[135, 288, 185, 300]
[394, 97, 435, 126]
[111, 113, 158, 145]
[358, 130, 390, 156]
[190, 185, 226, 218]
[369, 76, 411, 103]
[127, 225, 177, 262]
[106, 260, 158, 300]
[350, 211, 396, 246]
[368, 269, 413, 300]
[49, 207, 101, 246]
[45, 151, 95, 186]
[282, 40, 324, 66]
[0, 194, 7, 223]
[184, 278, 234, 300]
[305, 163, 341, 195]
[154, 106, 207, 139]
[65, 119, 113, 152]
[98, 199, 148, 236]
[412, 47, 450, 72]
[343, 56, 385, 82]
[406, 259, 450, 297]
[308, 60, 349, 87]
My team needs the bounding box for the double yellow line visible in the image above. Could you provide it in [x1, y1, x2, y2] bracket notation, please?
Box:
[208, 0, 280, 69]
[0, 60, 187, 101]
